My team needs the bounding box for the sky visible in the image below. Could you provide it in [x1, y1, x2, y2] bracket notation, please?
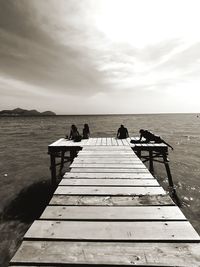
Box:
[0, 0, 200, 114]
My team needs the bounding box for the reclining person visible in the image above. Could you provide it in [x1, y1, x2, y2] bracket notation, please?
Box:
[131, 129, 173, 150]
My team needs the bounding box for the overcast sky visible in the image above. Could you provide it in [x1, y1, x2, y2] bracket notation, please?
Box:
[0, 0, 200, 114]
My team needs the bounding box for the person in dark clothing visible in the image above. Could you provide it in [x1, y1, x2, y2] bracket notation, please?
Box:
[117, 125, 129, 139]
[69, 124, 81, 141]
[82, 124, 90, 139]
[131, 129, 173, 150]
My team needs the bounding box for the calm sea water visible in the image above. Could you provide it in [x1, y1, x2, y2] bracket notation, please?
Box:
[0, 113, 199, 234]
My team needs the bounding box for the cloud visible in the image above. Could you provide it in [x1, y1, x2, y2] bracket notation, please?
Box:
[1, 0, 200, 113]
[0, 0, 110, 96]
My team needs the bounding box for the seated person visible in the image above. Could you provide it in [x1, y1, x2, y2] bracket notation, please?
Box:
[131, 129, 173, 150]
[69, 124, 82, 142]
[82, 124, 90, 139]
[117, 125, 129, 139]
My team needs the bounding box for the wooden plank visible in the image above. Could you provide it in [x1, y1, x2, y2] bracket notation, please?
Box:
[106, 137, 112, 145]
[121, 139, 130, 146]
[111, 137, 118, 146]
[64, 172, 154, 179]
[79, 151, 134, 154]
[54, 186, 166, 195]
[51, 139, 76, 147]
[59, 178, 159, 186]
[70, 168, 149, 173]
[49, 195, 175, 206]
[86, 138, 97, 145]
[83, 146, 131, 150]
[24, 221, 200, 241]
[101, 137, 107, 145]
[40, 206, 186, 220]
[78, 151, 137, 155]
[49, 138, 65, 147]
[73, 158, 141, 163]
[71, 161, 144, 166]
[96, 138, 102, 145]
[71, 163, 146, 169]
[11, 241, 200, 266]
[77, 155, 138, 158]
[116, 139, 124, 146]
[79, 151, 136, 155]
[79, 139, 89, 145]
[72, 161, 142, 165]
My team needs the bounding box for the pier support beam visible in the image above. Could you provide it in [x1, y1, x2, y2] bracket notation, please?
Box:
[149, 150, 154, 175]
[162, 153, 174, 188]
[50, 152, 56, 188]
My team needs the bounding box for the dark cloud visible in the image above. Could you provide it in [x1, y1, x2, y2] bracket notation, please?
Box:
[0, 0, 109, 95]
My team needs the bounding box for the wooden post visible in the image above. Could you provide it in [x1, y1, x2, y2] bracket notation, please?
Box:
[59, 151, 65, 176]
[137, 149, 141, 158]
[70, 148, 77, 161]
[162, 152, 174, 188]
[50, 152, 57, 188]
[149, 150, 154, 174]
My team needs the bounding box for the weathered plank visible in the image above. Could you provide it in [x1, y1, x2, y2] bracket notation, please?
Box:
[40, 206, 186, 220]
[77, 154, 138, 158]
[79, 148, 134, 152]
[70, 168, 149, 173]
[111, 138, 118, 146]
[83, 146, 131, 150]
[75, 158, 139, 162]
[64, 172, 154, 179]
[49, 195, 175, 206]
[78, 152, 135, 156]
[76, 158, 140, 162]
[54, 186, 166, 195]
[101, 137, 107, 145]
[59, 178, 159, 186]
[71, 163, 146, 169]
[121, 139, 130, 146]
[95, 138, 102, 145]
[78, 139, 89, 145]
[72, 160, 142, 165]
[84, 138, 97, 146]
[48, 138, 64, 147]
[106, 137, 112, 145]
[10, 241, 200, 266]
[24, 221, 200, 241]
[116, 139, 124, 146]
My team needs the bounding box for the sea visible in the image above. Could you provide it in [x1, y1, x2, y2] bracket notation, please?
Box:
[0, 113, 199, 264]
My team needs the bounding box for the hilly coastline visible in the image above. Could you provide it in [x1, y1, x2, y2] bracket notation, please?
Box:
[0, 108, 56, 116]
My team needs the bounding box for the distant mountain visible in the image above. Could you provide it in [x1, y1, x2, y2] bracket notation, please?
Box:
[0, 108, 56, 116]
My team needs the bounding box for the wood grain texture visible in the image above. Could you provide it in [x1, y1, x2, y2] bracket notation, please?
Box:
[24, 221, 200, 241]
[11, 241, 200, 266]
[59, 178, 159, 186]
[40, 206, 186, 220]
[70, 168, 149, 173]
[73, 158, 141, 163]
[70, 163, 146, 168]
[49, 195, 175, 206]
[54, 186, 166, 195]
[64, 172, 154, 179]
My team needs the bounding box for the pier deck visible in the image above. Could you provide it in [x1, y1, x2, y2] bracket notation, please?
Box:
[10, 138, 200, 266]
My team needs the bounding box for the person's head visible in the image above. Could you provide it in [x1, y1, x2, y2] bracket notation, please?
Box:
[71, 124, 77, 131]
[140, 129, 145, 134]
[121, 124, 124, 128]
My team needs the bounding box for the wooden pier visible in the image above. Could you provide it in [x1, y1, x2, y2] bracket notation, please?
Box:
[10, 138, 200, 266]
